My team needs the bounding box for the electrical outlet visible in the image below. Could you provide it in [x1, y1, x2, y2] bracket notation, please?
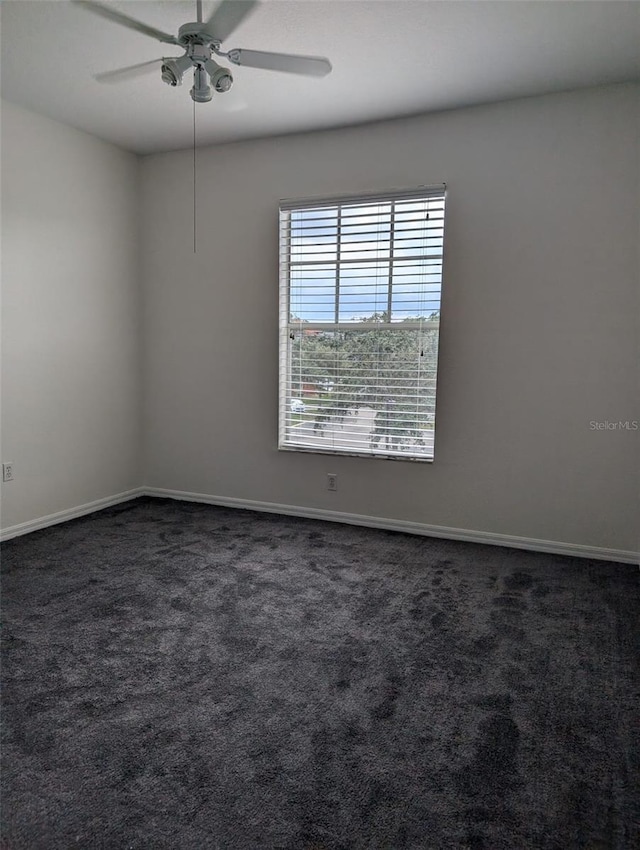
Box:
[327, 473, 338, 491]
[3, 462, 14, 482]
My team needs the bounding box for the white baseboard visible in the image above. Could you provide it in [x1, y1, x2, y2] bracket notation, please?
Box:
[0, 488, 145, 542]
[143, 487, 639, 565]
[2, 485, 636, 564]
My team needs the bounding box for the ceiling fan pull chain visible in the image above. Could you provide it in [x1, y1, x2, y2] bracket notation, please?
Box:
[193, 96, 197, 254]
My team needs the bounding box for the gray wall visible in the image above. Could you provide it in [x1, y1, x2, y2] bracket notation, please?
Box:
[141, 84, 639, 553]
[1, 101, 142, 529]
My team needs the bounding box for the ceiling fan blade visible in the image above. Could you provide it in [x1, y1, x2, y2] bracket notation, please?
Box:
[226, 49, 332, 77]
[72, 1, 178, 44]
[95, 59, 165, 84]
[204, 1, 258, 42]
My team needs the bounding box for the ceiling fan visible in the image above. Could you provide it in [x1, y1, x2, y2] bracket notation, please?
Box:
[74, 0, 332, 103]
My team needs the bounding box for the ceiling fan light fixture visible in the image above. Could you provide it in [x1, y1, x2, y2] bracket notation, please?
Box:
[161, 54, 192, 87]
[204, 58, 233, 93]
[191, 65, 213, 102]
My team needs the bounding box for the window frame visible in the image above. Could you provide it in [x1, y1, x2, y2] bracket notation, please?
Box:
[278, 185, 446, 462]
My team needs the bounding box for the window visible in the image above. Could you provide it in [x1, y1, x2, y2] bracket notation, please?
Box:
[278, 186, 446, 461]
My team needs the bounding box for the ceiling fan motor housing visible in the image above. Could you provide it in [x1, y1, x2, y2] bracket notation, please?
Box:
[177, 21, 220, 49]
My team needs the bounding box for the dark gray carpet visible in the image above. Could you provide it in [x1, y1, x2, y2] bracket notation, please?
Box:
[1, 497, 638, 849]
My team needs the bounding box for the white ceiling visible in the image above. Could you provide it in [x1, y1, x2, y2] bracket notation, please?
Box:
[2, 0, 639, 155]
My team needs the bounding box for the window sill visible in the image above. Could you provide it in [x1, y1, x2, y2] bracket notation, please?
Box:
[278, 444, 434, 463]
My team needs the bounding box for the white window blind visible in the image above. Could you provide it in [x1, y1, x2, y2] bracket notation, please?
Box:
[278, 186, 446, 461]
